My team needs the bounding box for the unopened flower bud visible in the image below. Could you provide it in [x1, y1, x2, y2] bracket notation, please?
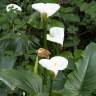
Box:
[36, 48, 51, 58]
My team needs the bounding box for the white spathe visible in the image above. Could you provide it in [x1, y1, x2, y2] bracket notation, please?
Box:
[47, 27, 64, 45]
[6, 4, 22, 12]
[39, 56, 68, 76]
[32, 3, 60, 17]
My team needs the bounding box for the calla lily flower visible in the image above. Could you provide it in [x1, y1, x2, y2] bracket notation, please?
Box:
[39, 56, 68, 76]
[47, 27, 64, 45]
[6, 4, 22, 12]
[32, 3, 60, 17]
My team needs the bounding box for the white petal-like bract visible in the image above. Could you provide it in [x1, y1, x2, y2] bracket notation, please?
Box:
[39, 56, 68, 76]
[39, 59, 51, 70]
[47, 27, 64, 45]
[50, 56, 68, 70]
[6, 4, 22, 12]
[32, 3, 60, 17]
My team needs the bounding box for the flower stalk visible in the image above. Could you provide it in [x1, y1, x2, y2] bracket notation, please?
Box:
[49, 75, 53, 96]
[41, 13, 48, 48]
[34, 55, 39, 74]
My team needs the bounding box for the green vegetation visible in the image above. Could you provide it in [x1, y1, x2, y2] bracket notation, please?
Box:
[0, 0, 96, 96]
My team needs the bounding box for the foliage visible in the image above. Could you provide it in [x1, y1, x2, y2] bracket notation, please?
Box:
[63, 43, 96, 96]
[0, 0, 96, 96]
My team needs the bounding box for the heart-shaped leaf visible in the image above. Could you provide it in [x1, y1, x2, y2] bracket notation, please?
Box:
[0, 69, 42, 94]
[63, 43, 96, 96]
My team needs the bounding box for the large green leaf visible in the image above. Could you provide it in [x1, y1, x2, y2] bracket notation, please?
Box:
[0, 33, 35, 56]
[63, 43, 96, 96]
[0, 55, 16, 69]
[0, 69, 42, 95]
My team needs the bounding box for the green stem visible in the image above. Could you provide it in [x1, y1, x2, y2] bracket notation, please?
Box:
[49, 75, 53, 96]
[34, 56, 39, 74]
[41, 13, 48, 48]
[44, 31, 47, 48]
[43, 69, 47, 84]
[13, 23, 15, 33]
[40, 13, 48, 91]
[11, 14, 15, 33]
[56, 44, 60, 55]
